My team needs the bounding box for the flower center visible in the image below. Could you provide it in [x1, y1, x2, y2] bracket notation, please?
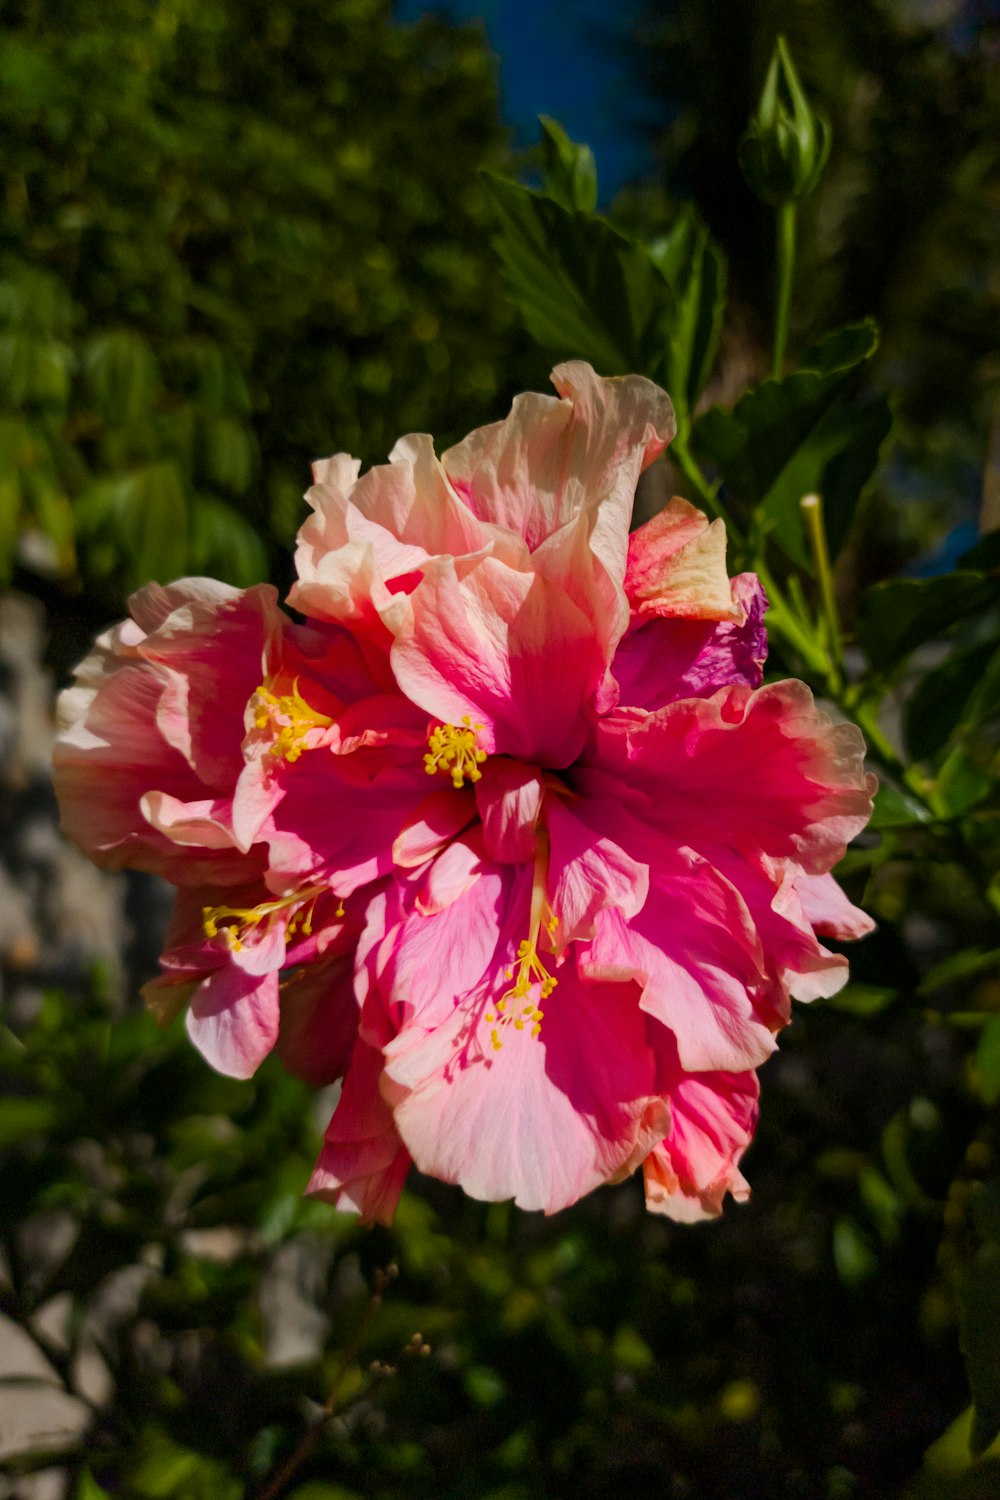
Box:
[252, 679, 333, 763]
[423, 717, 487, 789]
[484, 833, 558, 1050]
[201, 885, 341, 952]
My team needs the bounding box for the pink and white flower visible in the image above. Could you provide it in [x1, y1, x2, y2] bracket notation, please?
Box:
[54, 361, 875, 1226]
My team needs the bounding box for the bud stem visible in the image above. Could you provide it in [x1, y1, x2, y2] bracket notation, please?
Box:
[772, 200, 797, 379]
[801, 491, 843, 684]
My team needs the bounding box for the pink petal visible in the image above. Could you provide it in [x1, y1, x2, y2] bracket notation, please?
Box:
[391, 555, 602, 766]
[545, 795, 648, 945]
[586, 680, 877, 876]
[475, 758, 544, 864]
[186, 966, 280, 1079]
[393, 787, 477, 868]
[612, 573, 768, 711]
[307, 1038, 411, 1225]
[383, 952, 666, 1213]
[581, 847, 778, 1072]
[643, 1068, 759, 1222]
[277, 955, 360, 1087]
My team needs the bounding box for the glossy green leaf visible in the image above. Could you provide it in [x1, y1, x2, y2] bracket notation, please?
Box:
[647, 205, 727, 424]
[904, 637, 1000, 760]
[856, 572, 1000, 673]
[869, 781, 934, 829]
[933, 742, 995, 818]
[692, 321, 887, 567]
[918, 947, 1000, 996]
[538, 116, 598, 214]
[483, 172, 677, 381]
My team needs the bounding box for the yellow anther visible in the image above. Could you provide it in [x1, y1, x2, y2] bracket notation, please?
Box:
[251, 679, 333, 763]
[491, 1028, 503, 1052]
[423, 716, 487, 789]
[201, 885, 328, 951]
[335, 899, 346, 919]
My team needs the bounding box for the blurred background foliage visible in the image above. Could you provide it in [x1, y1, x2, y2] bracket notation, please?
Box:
[0, 0, 529, 603]
[5, 2, 1000, 1499]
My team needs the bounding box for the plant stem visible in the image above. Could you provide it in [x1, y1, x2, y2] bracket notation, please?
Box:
[772, 200, 796, 379]
[801, 492, 843, 687]
[670, 438, 734, 535]
[255, 1268, 394, 1500]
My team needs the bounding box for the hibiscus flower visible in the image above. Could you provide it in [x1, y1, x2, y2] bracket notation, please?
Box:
[55, 362, 875, 1226]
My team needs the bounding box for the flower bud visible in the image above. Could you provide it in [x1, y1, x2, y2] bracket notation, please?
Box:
[738, 35, 831, 205]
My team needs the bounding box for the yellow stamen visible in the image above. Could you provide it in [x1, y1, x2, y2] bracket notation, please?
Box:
[252, 678, 333, 763]
[423, 716, 487, 789]
[202, 884, 334, 951]
[489, 831, 557, 1050]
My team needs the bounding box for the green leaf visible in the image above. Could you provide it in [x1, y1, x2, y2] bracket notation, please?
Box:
[976, 1019, 1000, 1105]
[692, 321, 887, 567]
[483, 172, 677, 381]
[648, 205, 727, 424]
[75, 1472, 112, 1500]
[933, 742, 995, 818]
[538, 116, 598, 214]
[83, 330, 161, 426]
[904, 638, 1000, 760]
[119, 462, 189, 586]
[822, 983, 898, 1017]
[960, 529, 1000, 572]
[956, 1179, 1000, 1454]
[856, 572, 1000, 674]
[0, 1096, 61, 1146]
[869, 781, 934, 829]
[918, 947, 1000, 996]
[190, 497, 269, 587]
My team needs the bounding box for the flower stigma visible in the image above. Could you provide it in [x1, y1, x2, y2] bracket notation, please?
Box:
[423, 716, 487, 789]
[202, 884, 340, 952]
[252, 679, 333, 763]
[485, 833, 557, 1050]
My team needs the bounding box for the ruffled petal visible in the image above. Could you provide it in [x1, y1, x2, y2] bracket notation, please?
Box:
[624, 497, 740, 622]
[585, 681, 877, 876]
[307, 1038, 411, 1225]
[612, 573, 768, 711]
[643, 1068, 759, 1222]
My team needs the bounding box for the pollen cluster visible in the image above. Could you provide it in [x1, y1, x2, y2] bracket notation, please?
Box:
[252, 680, 333, 763]
[423, 716, 487, 788]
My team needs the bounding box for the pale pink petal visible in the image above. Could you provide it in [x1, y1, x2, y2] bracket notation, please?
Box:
[383, 952, 666, 1213]
[443, 361, 674, 555]
[186, 966, 280, 1080]
[797, 871, 876, 940]
[625, 497, 740, 622]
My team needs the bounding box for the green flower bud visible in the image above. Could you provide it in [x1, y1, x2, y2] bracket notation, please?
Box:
[738, 35, 831, 205]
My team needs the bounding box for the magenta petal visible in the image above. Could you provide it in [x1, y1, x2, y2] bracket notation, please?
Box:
[277, 955, 360, 1088]
[582, 849, 778, 1073]
[475, 758, 544, 864]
